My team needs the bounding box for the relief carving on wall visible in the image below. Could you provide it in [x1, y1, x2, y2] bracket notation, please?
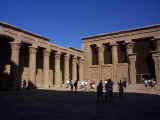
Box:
[102, 67, 113, 80]
[2, 27, 18, 37]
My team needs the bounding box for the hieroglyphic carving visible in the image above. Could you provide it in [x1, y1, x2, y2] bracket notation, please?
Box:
[102, 67, 113, 81]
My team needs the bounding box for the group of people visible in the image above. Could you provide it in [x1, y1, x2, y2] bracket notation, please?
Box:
[144, 78, 156, 88]
[65, 80, 78, 91]
[96, 79, 127, 103]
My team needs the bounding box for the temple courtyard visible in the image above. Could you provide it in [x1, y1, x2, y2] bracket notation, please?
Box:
[0, 87, 160, 120]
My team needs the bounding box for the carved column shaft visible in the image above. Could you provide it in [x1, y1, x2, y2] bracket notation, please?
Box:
[11, 42, 21, 65]
[128, 55, 136, 84]
[10, 42, 21, 89]
[64, 54, 70, 82]
[43, 49, 50, 88]
[152, 52, 160, 87]
[98, 45, 104, 65]
[72, 56, 77, 81]
[79, 58, 84, 81]
[54, 52, 61, 86]
[29, 46, 37, 86]
[89, 46, 93, 65]
[111, 43, 118, 82]
[156, 39, 160, 51]
[127, 42, 137, 84]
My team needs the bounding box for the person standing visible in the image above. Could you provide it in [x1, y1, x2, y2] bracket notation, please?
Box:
[96, 80, 104, 103]
[118, 80, 124, 96]
[105, 79, 114, 103]
[69, 80, 73, 91]
[74, 80, 78, 91]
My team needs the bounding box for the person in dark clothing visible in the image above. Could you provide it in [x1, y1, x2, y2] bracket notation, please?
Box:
[118, 80, 124, 96]
[69, 80, 73, 91]
[105, 79, 114, 103]
[74, 80, 78, 91]
[96, 80, 103, 103]
[23, 80, 27, 89]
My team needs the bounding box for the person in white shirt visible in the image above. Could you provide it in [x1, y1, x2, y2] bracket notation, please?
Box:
[66, 80, 70, 88]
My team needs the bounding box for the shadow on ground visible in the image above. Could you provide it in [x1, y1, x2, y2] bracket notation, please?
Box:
[0, 89, 160, 120]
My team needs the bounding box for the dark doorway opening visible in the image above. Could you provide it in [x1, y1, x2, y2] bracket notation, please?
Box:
[134, 38, 156, 84]
[0, 35, 13, 89]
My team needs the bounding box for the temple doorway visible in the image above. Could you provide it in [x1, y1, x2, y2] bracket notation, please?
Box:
[134, 38, 156, 84]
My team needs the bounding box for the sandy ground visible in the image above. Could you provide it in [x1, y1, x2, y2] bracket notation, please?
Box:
[0, 88, 160, 120]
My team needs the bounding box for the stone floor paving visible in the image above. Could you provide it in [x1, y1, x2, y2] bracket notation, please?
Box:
[0, 88, 160, 120]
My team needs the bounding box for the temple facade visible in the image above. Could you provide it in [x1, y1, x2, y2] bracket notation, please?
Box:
[82, 25, 160, 87]
[0, 22, 84, 89]
[0, 21, 160, 90]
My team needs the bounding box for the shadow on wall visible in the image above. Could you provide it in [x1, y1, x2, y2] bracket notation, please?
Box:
[0, 89, 160, 120]
[0, 61, 36, 90]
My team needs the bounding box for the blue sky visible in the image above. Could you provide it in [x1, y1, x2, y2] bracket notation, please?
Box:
[0, 0, 160, 49]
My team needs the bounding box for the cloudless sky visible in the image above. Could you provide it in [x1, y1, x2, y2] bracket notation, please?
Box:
[0, 0, 160, 49]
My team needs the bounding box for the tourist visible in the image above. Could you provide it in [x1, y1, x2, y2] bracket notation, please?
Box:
[69, 80, 74, 91]
[96, 80, 104, 103]
[74, 80, 78, 91]
[122, 80, 127, 89]
[144, 79, 148, 88]
[148, 79, 153, 88]
[23, 80, 27, 89]
[105, 79, 114, 103]
[66, 80, 70, 88]
[152, 79, 156, 88]
[118, 80, 124, 96]
[80, 81, 84, 89]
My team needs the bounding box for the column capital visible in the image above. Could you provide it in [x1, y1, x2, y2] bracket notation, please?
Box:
[128, 54, 136, 61]
[72, 56, 77, 62]
[97, 44, 105, 52]
[29, 46, 37, 54]
[126, 42, 135, 55]
[79, 57, 85, 63]
[10, 42, 21, 50]
[55, 51, 61, 59]
[64, 53, 70, 58]
[43, 49, 50, 56]
[152, 51, 160, 57]
[110, 41, 118, 46]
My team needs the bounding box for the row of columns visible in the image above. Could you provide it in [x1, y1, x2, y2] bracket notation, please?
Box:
[10, 42, 84, 89]
[90, 38, 160, 86]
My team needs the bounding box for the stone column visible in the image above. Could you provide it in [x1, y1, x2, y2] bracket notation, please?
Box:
[152, 52, 160, 87]
[10, 42, 21, 89]
[97, 44, 104, 81]
[54, 52, 61, 86]
[98, 44, 104, 65]
[127, 42, 137, 84]
[72, 56, 77, 81]
[79, 57, 84, 81]
[64, 54, 70, 82]
[152, 38, 160, 87]
[89, 45, 93, 66]
[29, 46, 37, 87]
[43, 49, 50, 88]
[111, 42, 118, 82]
